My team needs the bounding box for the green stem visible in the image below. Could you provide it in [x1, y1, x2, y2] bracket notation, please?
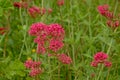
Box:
[96, 65, 104, 80]
[18, 8, 28, 60]
[48, 54, 51, 80]
[58, 62, 60, 80]
[42, 0, 44, 8]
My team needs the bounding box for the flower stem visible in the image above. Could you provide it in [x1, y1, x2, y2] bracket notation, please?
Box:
[96, 65, 104, 80]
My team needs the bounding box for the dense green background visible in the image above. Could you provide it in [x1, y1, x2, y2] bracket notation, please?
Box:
[0, 0, 120, 80]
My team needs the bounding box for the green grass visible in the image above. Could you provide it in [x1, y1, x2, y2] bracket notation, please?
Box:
[0, 0, 120, 80]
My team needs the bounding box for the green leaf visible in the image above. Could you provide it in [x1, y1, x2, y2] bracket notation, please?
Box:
[0, 7, 3, 16]
[15, 71, 26, 77]
[9, 60, 25, 70]
[26, 77, 34, 80]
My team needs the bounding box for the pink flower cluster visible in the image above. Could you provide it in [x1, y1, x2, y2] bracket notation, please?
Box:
[29, 22, 65, 54]
[98, 5, 113, 19]
[28, 6, 40, 18]
[57, 54, 72, 64]
[106, 20, 119, 28]
[13, 2, 22, 8]
[24, 59, 42, 77]
[91, 52, 112, 68]
[29, 22, 72, 64]
[13, 1, 28, 9]
[57, 0, 64, 6]
[97, 4, 120, 28]
[28, 7, 49, 17]
[13, 1, 53, 18]
[0, 27, 7, 35]
[49, 39, 64, 52]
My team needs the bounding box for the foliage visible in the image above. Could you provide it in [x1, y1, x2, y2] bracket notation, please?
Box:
[0, 0, 120, 80]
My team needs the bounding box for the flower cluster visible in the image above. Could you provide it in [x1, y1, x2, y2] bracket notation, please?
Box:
[57, 0, 64, 6]
[28, 6, 40, 18]
[48, 8, 53, 14]
[0, 27, 7, 35]
[57, 54, 72, 64]
[13, 1, 28, 9]
[98, 4, 120, 28]
[98, 5, 113, 19]
[29, 22, 65, 54]
[24, 59, 42, 77]
[28, 7, 48, 17]
[13, 1, 53, 18]
[91, 52, 112, 68]
[13, 2, 22, 8]
[29, 22, 72, 64]
[49, 39, 64, 52]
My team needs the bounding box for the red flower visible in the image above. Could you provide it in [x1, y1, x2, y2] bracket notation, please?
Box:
[29, 68, 42, 77]
[104, 61, 112, 67]
[24, 59, 33, 69]
[91, 61, 98, 67]
[114, 20, 119, 27]
[28, 6, 40, 18]
[94, 52, 108, 63]
[49, 39, 64, 52]
[37, 42, 46, 54]
[57, 0, 64, 6]
[22, 2, 28, 8]
[57, 54, 72, 64]
[29, 22, 65, 55]
[48, 8, 53, 14]
[97, 4, 109, 16]
[106, 20, 113, 27]
[0, 27, 7, 35]
[29, 22, 46, 36]
[41, 8, 46, 15]
[105, 11, 113, 19]
[48, 23, 65, 40]
[91, 52, 112, 68]
[91, 73, 95, 78]
[13, 2, 22, 8]
[24, 59, 42, 69]
[97, 4, 114, 19]
[24, 59, 42, 77]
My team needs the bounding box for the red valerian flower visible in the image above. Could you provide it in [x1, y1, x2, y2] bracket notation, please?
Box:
[28, 6, 40, 18]
[48, 8, 53, 14]
[41, 8, 46, 15]
[91, 73, 95, 78]
[49, 39, 64, 52]
[29, 22, 47, 36]
[13, 2, 22, 8]
[114, 20, 120, 27]
[91, 61, 98, 67]
[94, 52, 108, 63]
[48, 23, 65, 40]
[57, 54, 72, 64]
[29, 22, 65, 54]
[24, 59, 42, 69]
[106, 20, 113, 27]
[24, 59, 42, 77]
[21, 2, 28, 8]
[97, 4, 114, 19]
[36, 42, 46, 54]
[104, 61, 112, 67]
[29, 68, 42, 77]
[57, 0, 64, 6]
[91, 52, 112, 68]
[0, 27, 7, 35]
[24, 59, 33, 69]
[106, 20, 120, 28]
[97, 4, 109, 16]
[105, 11, 113, 19]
